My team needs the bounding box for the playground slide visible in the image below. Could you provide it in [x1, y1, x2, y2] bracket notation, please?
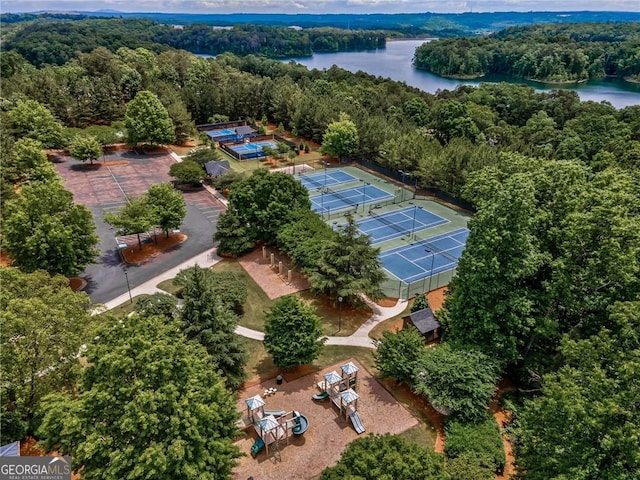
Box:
[250, 437, 265, 458]
[263, 409, 286, 417]
[349, 412, 366, 434]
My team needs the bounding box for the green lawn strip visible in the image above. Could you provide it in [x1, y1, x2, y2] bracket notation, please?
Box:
[156, 278, 181, 295]
[216, 148, 267, 173]
[105, 294, 150, 317]
[210, 259, 274, 331]
[398, 423, 438, 451]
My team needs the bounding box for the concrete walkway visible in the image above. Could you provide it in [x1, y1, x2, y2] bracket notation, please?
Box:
[101, 247, 407, 349]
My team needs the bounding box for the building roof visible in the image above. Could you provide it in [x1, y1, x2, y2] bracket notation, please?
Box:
[204, 160, 230, 177]
[405, 307, 441, 335]
[245, 394, 265, 411]
[235, 125, 255, 136]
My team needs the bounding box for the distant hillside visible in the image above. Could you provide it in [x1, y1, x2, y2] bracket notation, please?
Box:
[3, 11, 640, 37]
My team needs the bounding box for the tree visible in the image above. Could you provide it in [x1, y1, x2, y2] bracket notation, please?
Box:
[145, 183, 186, 237]
[263, 295, 325, 370]
[445, 415, 506, 475]
[320, 434, 448, 480]
[7, 99, 65, 148]
[168, 160, 206, 186]
[37, 314, 241, 480]
[184, 147, 222, 167]
[321, 112, 359, 162]
[134, 292, 179, 320]
[225, 168, 311, 245]
[214, 211, 255, 257]
[2, 180, 99, 276]
[4, 138, 57, 184]
[516, 302, 640, 480]
[374, 327, 424, 386]
[68, 134, 103, 165]
[412, 293, 430, 312]
[175, 266, 247, 315]
[212, 170, 245, 191]
[0, 268, 94, 428]
[180, 266, 247, 389]
[124, 90, 175, 146]
[413, 344, 500, 421]
[104, 196, 154, 249]
[309, 215, 385, 306]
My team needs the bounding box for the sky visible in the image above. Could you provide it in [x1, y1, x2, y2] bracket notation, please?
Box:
[3, 0, 640, 14]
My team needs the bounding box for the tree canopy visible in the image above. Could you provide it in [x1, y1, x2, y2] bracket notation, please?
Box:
[124, 90, 175, 146]
[263, 295, 325, 370]
[516, 301, 640, 480]
[321, 434, 449, 480]
[321, 112, 359, 162]
[37, 314, 241, 480]
[0, 268, 94, 434]
[68, 134, 103, 164]
[145, 182, 187, 237]
[309, 215, 385, 306]
[2, 180, 99, 276]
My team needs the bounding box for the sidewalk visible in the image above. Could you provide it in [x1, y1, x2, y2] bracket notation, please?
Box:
[101, 247, 222, 310]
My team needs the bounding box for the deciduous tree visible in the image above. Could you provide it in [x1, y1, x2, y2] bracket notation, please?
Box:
[374, 327, 424, 386]
[321, 434, 448, 480]
[2, 180, 99, 276]
[124, 90, 175, 146]
[264, 295, 325, 370]
[413, 344, 500, 421]
[168, 160, 206, 186]
[37, 314, 241, 480]
[68, 134, 103, 165]
[0, 268, 93, 428]
[104, 196, 154, 249]
[7, 99, 65, 148]
[145, 182, 186, 237]
[321, 112, 359, 162]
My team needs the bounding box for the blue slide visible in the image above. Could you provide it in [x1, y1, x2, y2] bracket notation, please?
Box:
[349, 412, 366, 434]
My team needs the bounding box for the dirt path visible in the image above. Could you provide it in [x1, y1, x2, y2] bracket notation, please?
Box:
[492, 382, 518, 479]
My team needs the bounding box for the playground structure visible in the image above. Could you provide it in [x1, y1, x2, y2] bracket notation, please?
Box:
[313, 362, 366, 434]
[245, 394, 309, 459]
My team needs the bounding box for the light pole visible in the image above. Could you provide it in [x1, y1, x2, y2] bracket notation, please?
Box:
[321, 161, 329, 191]
[411, 205, 419, 239]
[362, 182, 369, 213]
[123, 266, 133, 304]
[398, 169, 407, 202]
[425, 249, 435, 292]
[338, 296, 343, 332]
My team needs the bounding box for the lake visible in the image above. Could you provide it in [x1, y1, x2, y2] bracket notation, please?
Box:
[286, 39, 640, 109]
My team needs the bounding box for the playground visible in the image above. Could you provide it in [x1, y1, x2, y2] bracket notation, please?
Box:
[232, 359, 418, 480]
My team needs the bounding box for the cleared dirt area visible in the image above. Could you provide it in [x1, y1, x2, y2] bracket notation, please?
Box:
[233, 359, 419, 480]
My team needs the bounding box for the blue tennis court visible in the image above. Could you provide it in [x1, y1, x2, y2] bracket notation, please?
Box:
[311, 184, 394, 215]
[228, 140, 278, 154]
[357, 206, 449, 244]
[380, 228, 470, 283]
[206, 128, 239, 141]
[297, 170, 358, 192]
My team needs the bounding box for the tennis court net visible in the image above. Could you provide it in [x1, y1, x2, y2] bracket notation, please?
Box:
[326, 186, 358, 207]
[422, 239, 458, 264]
[370, 211, 413, 237]
[303, 175, 325, 191]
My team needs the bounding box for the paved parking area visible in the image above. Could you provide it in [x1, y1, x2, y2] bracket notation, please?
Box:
[53, 149, 225, 304]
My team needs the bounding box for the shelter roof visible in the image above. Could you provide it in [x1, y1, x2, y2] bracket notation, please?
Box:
[405, 307, 441, 335]
[324, 371, 342, 385]
[340, 388, 359, 404]
[245, 394, 265, 411]
[204, 160, 231, 177]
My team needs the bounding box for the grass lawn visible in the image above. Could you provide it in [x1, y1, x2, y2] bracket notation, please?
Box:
[298, 290, 372, 337]
[106, 294, 150, 317]
[368, 304, 411, 341]
[217, 148, 267, 174]
[241, 337, 376, 384]
[156, 278, 181, 295]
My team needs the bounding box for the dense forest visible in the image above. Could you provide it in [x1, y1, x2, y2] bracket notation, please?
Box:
[1, 16, 639, 479]
[1, 16, 386, 65]
[414, 22, 640, 83]
[5, 10, 640, 37]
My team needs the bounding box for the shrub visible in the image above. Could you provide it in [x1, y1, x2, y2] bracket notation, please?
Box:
[444, 414, 505, 474]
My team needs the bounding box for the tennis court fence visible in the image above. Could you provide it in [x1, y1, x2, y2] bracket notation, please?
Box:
[381, 267, 458, 299]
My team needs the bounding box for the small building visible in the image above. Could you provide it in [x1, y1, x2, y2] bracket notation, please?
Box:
[234, 125, 256, 138]
[203, 160, 231, 178]
[403, 307, 441, 343]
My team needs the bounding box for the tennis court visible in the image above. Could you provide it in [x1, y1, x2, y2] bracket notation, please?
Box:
[311, 184, 394, 215]
[297, 170, 358, 192]
[206, 128, 240, 141]
[380, 228, 469, 284]
[357, 206, 449, 244]
[227, 140, 278, 159]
